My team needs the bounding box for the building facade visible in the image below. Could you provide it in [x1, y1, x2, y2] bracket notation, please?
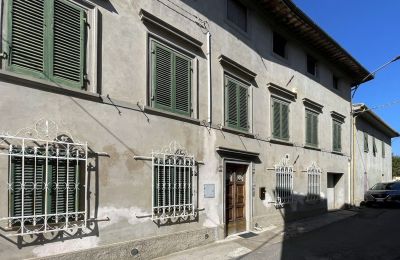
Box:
[352, 104, 399, 206]
[0, 0, 371, 259]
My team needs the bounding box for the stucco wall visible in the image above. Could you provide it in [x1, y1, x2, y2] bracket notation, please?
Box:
[0, 0, 355, 259]
[354, 117, 393, 205]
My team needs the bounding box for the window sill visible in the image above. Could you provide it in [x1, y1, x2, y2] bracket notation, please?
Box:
[0, 69, 100, 101]
[331, 151, 344, 156]
[304, 145, 321, 151]
[144, 106, 200, 125]
[271, 52, 289, 65]
[221, 126, 254, 138]
[269, 138, 293, 146]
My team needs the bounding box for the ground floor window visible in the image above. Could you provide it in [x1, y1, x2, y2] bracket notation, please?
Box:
[307, 162, 321, 200]
[152, 147, 196, 221]
[0, 120, 88, 236]
[274, 154, 293, 205]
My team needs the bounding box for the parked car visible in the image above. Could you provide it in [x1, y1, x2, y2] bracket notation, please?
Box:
[364, 181, 400, 206]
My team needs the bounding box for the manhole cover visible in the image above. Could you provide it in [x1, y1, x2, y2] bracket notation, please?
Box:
[239, 232, 258, 238]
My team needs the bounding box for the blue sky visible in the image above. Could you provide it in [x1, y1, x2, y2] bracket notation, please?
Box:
[292, 0, 400, 155]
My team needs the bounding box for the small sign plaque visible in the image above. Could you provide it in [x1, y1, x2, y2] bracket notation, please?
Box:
[204, 184, 215, 198]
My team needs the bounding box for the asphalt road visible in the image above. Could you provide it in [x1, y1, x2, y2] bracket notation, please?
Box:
[242, 206, 400, 260]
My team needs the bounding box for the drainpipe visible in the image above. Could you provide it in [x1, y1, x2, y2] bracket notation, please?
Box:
[207, 31, 212, 126]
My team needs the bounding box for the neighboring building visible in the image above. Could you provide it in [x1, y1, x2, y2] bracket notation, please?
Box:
[352, 104, 399, 205]
[0, 0, 371, 259]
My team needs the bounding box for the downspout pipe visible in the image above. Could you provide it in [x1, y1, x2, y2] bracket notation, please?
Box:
[207, 31, 212, 126]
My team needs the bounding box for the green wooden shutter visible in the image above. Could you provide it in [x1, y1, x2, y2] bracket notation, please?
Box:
[9, 0, 45, 74]
[238, 85, 248, 130]
[364, 132, 369, 152]
[174, 54, 191, 115]
[312, 114, 318, 146]
[272, 100, 281, 138]
[372, 137, 377, 156]
[382, 141, 385, 158]
[50, 160, 78, 217]
[337, 123, 341, 151]
[52, 0, 85, 88]
[154, 44, 173, 110]
[226, 78, 238, 128]
[332, 122, 337, 151]
[11, 157, 45, 221]
[281, 103, 289, 140]
[306, 112, 312, 145]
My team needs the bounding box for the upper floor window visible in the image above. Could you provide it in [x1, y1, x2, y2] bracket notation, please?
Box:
[382, 141, 386, 158]
[7, 0, 87, 89]
[150, 40, 192, 117]
[306, 54, 318, 76]
[364, 132, 369, 153]
[333, 75, 339, 89]
[372, 137, 377, 157]
[224, 75, 249, 131]
[273, 32, 287, 58]
[332, 120, 342, 152]
[227, 0, 247, 32]
[272, 99, 290, 141]
[305, 110, 318, 147]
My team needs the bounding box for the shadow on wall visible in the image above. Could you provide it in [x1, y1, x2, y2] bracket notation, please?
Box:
[0, 147, 102, 249]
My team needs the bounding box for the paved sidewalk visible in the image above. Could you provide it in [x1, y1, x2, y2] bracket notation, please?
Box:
[155, 209, 359, 260]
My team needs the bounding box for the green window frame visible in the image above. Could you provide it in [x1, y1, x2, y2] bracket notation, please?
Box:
[151, 41, 192, 116]
[7, 0, 86, 89]
[372, 137, 377, 157]
[364, 132, 369, 153]
[224, 75, 249, 131]
[332, 120, 342, 152]
[305, 110, 318, 147]
[10, 155, 82, 225]
[382, 141, 385, 158]
[272, 99, 290, 140]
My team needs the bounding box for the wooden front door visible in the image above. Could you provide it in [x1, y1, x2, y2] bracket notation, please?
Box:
[226, 164, 247, 236]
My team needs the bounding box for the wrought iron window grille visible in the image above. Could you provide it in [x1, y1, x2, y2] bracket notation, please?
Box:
[306, 162, 321, 201]
[151, 142, 197, 222]
[0, 119, 88, 237]
[274, 154, 293, 207]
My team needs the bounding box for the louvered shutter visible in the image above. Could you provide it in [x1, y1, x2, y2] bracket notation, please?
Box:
[281, 103, 289, 140]
[364, 133, 369, 152]
[50, 160, 78, 217]
[238, 85, 248, 130]
[154, 43, 173, 110]
[272, 101, 281, 138]
[174, 55, 191, 115]
[306, 112, 312, 145]
[310, 113, 318, 146]
[10, 0, 45, 74]
[11, 157, 45, 222]
[226, 79, 238, 128]
[332, 122, 337, 151]
[52, 0, 85, 88]
[337, 123, 342, 151]
[382, 141, 385, 158]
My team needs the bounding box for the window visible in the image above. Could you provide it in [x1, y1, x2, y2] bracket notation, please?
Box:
[151, 41, 192, 116]
[382, 141, 386, 158]
[152, 150, 196, 220]
[225, 75, 249, 131]
[306, 54, 318, 76]
[273, 32, 287, 58]
[364, 132, 369, 152]
[272, 99, 289, 140]
[274, 155, 293, 205]
[305, 110, 318, 147]
[10, 155, 84, 226]
[0, 121, 88, 236]
[372, 137, 377, 157]
[307, 163, 321, 200]
[332, 120, 342, 152]
[8, 0, 87, 89]
[227, 0, 247, 32]
[333, 75, 339, 89]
